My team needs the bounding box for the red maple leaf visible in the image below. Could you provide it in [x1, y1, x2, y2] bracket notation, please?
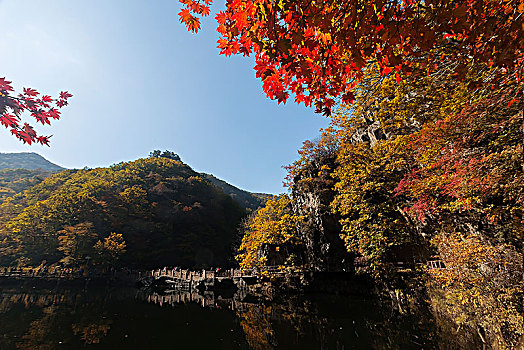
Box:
[0, 78, 13, 92]
[179, 8, 192, 23]
[36, 135, 51, 146]
[342, 92, 355, 104]
[48, 108, 61, 119]
[23, 123, 36, 138]
[59, 91, 73, 100]
[33, 111, 50, 125]
[19, 131, 33, 144]
[0, 114, 19, 128]
[200, 5, 210, 16]
[23, 87, 39, 97]
[56, 100, 67, 107]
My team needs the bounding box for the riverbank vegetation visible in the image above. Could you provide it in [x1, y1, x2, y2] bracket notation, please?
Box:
[235, 60, 523, 346]
[181, 0, 523, 346]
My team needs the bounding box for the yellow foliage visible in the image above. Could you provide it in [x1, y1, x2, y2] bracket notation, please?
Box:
[428, 233, 523, 348]
[236, 194, 303, 270]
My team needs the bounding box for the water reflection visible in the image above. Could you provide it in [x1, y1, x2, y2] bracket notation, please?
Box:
[0, 283, 438, 349]
[145, 288, 438, 349]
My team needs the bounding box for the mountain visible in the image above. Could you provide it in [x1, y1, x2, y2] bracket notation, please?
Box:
[0, 157, 246, 268]
[0, 152, 268, 212]
[200, 173, 270, 211]
[0, 152, 64, 171]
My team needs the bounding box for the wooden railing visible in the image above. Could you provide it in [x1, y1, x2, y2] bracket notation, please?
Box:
[151, 266, 306, 281]
[151, 267, 262, 281]
[427, 260, 446, 269]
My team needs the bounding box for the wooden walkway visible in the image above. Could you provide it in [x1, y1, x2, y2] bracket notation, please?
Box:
[0, 268, 84, 279]
[147, 266, 302, 291]
[149, 267, 258, 281]
[0, 261, 446, 285]
[0, 267, 140, 283]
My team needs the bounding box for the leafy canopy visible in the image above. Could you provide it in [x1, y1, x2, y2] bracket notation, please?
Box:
[179, 0, 523, 113]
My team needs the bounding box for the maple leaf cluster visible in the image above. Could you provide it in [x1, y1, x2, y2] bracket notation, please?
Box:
[0, 77, 72, 146]
[180, 0, 524, 114]
[178, 0, 212, 33]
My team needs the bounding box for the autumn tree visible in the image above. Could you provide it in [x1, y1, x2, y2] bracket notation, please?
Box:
[236, 194, 303, 271]
[179, 0, 523, 113]
[428, 232, 523, 347]
[93, 232, 126, 268]
[280, 58, 523, 344]
[395, 80, 523, 247]
[57, 222, 98, 267]
[179, 0, 523, 343]
[0, 78, 72, 145]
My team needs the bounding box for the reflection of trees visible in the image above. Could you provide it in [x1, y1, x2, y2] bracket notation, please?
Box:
[72, 322, 112, 345]
[1, 284, 500, 349]
[144, 287, 441, 349]
[234, 293, 441, 350]
[237, 304, 275, 350]
[0, 288, 113, 349]
[17, 306, 61, 350]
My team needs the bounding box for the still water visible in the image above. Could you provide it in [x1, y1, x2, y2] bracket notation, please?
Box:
[0, 281, 437, 349]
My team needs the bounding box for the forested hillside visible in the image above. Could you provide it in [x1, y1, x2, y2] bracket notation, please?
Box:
[201, 173, 269, 211]
[0, 169, 54, 202]
[0, 157, 246, 268]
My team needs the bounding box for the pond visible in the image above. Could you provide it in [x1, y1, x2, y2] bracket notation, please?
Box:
[0, 280, 439, 349]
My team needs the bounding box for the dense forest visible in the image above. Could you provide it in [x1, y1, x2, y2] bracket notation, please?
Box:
[235, 62, 523, 346]
[0, 155, 247, 269]
[181, 1, 522, 345]
[0, 169, 54, 202]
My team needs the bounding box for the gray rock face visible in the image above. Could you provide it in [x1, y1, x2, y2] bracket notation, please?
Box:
[350, 120, 387, 146]
[291, 157, 353, 272]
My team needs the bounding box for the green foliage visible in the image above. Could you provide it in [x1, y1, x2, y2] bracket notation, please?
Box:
[149, 149, 181, 162]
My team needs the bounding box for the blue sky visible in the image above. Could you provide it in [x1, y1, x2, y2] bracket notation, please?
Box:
[0, 0, 328, 194]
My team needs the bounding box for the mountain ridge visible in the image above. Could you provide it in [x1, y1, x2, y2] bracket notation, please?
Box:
[0, 152, 269, 211]
[0, 152, 64, 171]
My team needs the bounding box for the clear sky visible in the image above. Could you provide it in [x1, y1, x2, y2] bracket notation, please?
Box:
[0, 0, 328, 194]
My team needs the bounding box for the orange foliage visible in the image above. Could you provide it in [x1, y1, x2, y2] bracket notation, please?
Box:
[179, 0, 523, 113]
